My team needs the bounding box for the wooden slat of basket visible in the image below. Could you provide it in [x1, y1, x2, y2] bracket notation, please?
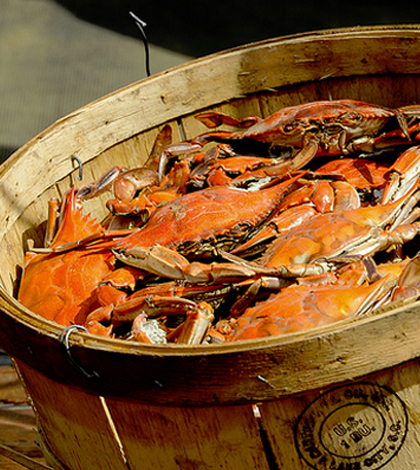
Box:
[15, 361, 129, 470]
[2, 25, 420, 405]
[105, 398, 270, 470]
[0, 121, 183, 294]
[0, 184, 60, 294]
[0, 289, 420, 407]
[259, 359, 420, 469]
[326, 74, 420, 107]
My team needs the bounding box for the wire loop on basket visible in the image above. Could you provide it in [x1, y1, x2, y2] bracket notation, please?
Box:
[71, 154, 83, 181]
[59, 325, 99, 379]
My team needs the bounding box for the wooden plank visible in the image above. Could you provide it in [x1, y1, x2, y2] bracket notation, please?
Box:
[0, 444, 52, 470]
[0, 454, 38, 470]
[327, 73, 420, 107]
[3, 29, 420, 470]
[15, 360, 128, 470]
[0, 404, 42, 460]
[2, 287, 420, 407]
[0, 366, 28, 404]
[0, 364, 49, 469]
[105, 398, 270, 470]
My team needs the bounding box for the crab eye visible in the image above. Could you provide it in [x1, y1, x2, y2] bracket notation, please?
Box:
[341, 112, 362, 122]
[282, 123, 297, 133]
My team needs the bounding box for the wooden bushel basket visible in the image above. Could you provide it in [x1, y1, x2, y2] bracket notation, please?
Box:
[1, 26, 420, 470]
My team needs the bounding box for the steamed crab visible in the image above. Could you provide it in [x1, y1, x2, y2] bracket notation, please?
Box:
[189, 99, 418, 171]
[16, 98, 420, 344]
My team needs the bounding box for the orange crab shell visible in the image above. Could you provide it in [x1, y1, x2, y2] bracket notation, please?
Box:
[117, 173, 303, 257]
[18, 188, 117, 326]
[18, 247, 115, 326]
[228, 276, 389, 341]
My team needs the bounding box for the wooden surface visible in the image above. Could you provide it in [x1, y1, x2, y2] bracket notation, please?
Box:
[105, 399, 269, 470]
[16, 361, 127, 470]
[2, 26, 420, 253]
[0, 365, 50, 470]
[259, 359, 420, 469]
[1, 287, 420, 406]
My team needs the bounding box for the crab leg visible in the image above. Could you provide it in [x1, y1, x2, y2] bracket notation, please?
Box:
[259, 186, 420, 269]
[114, 244, 266, 283]
[44, 197, 60, 248]
[189, 100, 409, 171]
[391, 254, 420, 302]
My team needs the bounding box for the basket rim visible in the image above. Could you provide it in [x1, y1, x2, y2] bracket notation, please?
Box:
[2, 287, 420, 405]
[3, 23, 420, 231]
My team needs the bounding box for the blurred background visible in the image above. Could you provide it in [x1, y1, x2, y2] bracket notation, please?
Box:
[2, 0, 420, 164]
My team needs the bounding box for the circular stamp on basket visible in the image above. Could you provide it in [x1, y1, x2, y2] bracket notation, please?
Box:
[295, 382, 407, 470]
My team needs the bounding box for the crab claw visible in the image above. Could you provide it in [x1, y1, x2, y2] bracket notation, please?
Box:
[76, 166, 126, 199]
[158, 142, 203, 182]
[170, 301, 215, 345]
[114, 244, 260, 283]
[111, 294, 197, 323]
[84, 305, 114, 337]
[391, 254, 420, 302]
[195, 111, 261, 129]
[381, 146, 420, 204]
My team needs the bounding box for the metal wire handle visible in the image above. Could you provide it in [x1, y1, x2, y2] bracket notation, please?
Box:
[59, 325, 99, 379]
[129, 11, 151, 77]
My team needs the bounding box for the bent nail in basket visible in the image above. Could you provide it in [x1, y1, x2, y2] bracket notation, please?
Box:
[1, 25, 420, 470]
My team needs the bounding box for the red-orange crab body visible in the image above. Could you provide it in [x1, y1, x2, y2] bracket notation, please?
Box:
[193, 100, 406, 170]
[259, 187, 420, 271]
[18, 189, 118, 326]
[116, 174, 302, 260]
[315, 158, 391, 192]
[227, 275, 389, 341]
[19, 246, 115, 326]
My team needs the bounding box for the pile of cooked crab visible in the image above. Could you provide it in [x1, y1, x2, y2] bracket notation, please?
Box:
[17, 99, 420, 344]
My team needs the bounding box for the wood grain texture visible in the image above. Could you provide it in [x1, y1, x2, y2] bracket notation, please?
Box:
[0, 288, 420, 406]
[0, 444, 51, 470]
[0, 366, 28, 404]
[105, 399, 269, 470]
[1, 26, 420, 244]
[16, 361, 128, 470]
[260, 360, 420, 469]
